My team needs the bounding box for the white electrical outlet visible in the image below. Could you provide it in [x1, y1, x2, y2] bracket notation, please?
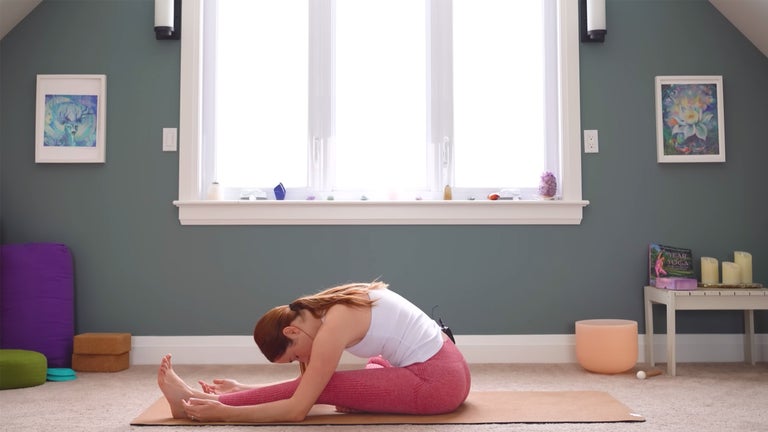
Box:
[584, 130, 599, 153]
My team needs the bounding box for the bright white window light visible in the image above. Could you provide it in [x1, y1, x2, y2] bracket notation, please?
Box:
[453, 0, 547, 188]
[209, 0, 551, 197]
[212, 1, 308, 188]
[334, 0, 427, 193]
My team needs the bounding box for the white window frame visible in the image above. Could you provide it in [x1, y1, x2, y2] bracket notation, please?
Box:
[174, 0, 589, 225]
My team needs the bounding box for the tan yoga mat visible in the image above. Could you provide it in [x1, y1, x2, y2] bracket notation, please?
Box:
[131, 391, 645, 425]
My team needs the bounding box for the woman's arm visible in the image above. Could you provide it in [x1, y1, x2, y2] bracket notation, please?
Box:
[278, 305, 364, 419]
[198, 379, 252, 394]
[200, 374, 305, 395]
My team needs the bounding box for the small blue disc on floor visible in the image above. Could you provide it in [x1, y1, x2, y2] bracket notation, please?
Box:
[47, 368, 76, 381]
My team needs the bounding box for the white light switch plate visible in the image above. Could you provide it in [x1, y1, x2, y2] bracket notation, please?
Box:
[163, 128, 177, 152]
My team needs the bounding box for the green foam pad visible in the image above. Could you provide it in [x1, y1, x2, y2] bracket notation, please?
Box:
[0, 349, 48, 389]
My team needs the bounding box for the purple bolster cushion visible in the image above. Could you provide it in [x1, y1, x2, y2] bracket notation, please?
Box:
[1, 243, 74, 368]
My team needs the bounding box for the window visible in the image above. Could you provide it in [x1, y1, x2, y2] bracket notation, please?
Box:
[175, 0, 588, 225]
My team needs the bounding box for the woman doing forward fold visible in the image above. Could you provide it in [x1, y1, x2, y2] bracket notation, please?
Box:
[157, 281, 471, 422]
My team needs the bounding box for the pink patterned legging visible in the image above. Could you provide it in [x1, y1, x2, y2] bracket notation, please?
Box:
[219, 338, 471, 415]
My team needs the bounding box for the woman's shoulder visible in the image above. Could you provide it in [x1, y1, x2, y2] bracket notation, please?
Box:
[321, 302, 371, 345]
[325, 298, 372, 317]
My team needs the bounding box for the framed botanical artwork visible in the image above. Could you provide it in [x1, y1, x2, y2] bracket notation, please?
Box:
[35, 74, 106, 163]
[655, 75, 725, 163]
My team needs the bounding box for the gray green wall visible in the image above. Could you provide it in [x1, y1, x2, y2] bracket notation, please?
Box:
[2, 0, 766, 337]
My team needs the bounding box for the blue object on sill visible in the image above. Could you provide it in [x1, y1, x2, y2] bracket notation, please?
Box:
[274, 183, 286, 200]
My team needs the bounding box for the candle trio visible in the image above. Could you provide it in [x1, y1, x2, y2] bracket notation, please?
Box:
[700, 251, 752, 286]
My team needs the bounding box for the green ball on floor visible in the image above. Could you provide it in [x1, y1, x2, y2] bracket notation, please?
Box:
[0, 349, 48, 390]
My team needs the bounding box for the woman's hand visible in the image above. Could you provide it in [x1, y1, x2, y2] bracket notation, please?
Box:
[183, 398, 230, 422]
[198, 378, 246, 395]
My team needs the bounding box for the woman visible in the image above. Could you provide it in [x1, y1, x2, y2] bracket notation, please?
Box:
[157, 281, 471, 422]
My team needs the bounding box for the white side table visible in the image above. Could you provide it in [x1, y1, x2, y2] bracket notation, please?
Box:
[644, 285, 768, 376]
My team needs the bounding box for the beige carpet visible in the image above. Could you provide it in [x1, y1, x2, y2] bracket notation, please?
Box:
[3, 362, 768, 431]
[131, 391, 644, 425]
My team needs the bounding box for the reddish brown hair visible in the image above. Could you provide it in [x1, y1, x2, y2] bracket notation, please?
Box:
[253, 282, 384, 362]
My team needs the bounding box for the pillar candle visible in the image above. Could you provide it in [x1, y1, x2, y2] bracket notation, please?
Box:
[734, 251, 752, 284]
[206, 182, 221, 200]
[700, 257, 719, 285]
[722, 262, 741, 285]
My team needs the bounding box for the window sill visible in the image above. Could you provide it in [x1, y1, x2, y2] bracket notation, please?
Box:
[173, 199, 590, 225]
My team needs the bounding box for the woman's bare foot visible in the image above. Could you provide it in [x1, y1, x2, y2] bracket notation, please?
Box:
[157, 354, 208, 419]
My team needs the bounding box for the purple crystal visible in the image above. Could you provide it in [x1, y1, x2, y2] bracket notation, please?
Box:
[538, 172, 557, 197]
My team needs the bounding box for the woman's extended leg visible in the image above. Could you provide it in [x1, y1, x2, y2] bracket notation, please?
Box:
[219, 340, 470, 415]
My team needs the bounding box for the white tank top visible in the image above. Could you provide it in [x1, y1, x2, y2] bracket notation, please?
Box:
[345, 288, 444, 367]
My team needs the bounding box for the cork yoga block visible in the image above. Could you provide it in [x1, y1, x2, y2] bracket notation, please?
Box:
[72, 352, 129, 372]
[73, 333, 131, 355]
[575, 319, 638, 374]
[72, 333, 131, 372]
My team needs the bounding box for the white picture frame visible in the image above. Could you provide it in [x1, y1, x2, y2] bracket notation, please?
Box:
[655, 75, 725, 163]
[35, 74, 107, 163]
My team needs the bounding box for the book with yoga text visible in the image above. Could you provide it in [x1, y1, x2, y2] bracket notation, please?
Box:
[648, 243, 694, 288]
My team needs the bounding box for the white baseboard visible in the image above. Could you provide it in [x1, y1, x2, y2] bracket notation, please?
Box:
[129, 334, 767, 365]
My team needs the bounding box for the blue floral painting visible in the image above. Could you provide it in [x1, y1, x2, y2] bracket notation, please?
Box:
[660, 83, 720, 156]
[43, 94, 99, 147]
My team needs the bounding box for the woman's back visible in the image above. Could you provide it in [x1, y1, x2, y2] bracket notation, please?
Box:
[345, 287, 443, 367]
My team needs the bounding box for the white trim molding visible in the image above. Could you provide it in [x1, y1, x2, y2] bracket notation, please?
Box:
[173, 199, 590, 225]
[130, 334, 768, 365]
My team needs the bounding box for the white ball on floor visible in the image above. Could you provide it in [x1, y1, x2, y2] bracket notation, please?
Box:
[636, 371, 646, 379]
